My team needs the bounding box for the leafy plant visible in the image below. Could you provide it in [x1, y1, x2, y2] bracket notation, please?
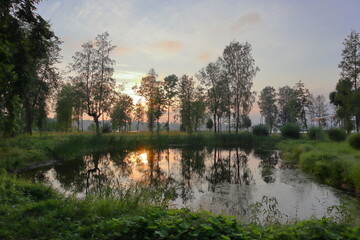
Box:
[327, 128, 347, 142]
[348, 132, 360, 150]
[252, 124, 269, 136]
[308, 127, 326, 141]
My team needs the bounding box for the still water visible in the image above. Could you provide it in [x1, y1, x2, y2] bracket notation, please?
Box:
[23, 147, 358, 222]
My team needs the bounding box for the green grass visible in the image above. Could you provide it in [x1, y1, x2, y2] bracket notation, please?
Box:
[0, 171, 359, 240]
[279, 139, 360, 191]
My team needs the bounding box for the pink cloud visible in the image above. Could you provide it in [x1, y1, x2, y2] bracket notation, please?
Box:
[196, 53, 211, 62]
[150, 40, 183, 53]
[232, 12, 263, 30]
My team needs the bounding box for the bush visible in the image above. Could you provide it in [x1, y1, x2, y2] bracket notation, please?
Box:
[327, 128, 347, 142]
[280, 123, 301, 139]
[308, 127, 326, 140]
[348, 132, 360, 150]
[102, 123, 112, 133]
[252, 124, 269, 136]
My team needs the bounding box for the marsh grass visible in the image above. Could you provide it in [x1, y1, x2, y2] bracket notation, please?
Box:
[279, 140, 360, 191]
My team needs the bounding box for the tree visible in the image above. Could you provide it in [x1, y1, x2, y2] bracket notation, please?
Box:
[133, 69, 164, 132]
[0, 0, 61, 136]
[206, 118, 213, 131]
[258, 86, 278, 133]
[223, 41, 259, 133]
[337, 30, 360, 131]
[55, 84, 74, 132]
[133, 100, 145, 132]
[308, 94, 328, 127]
[293, 80, 312, 130]
[110, 94, 133, 132]
[70, 76, 87, 131]
[163, 74, 178, 132]
[178, 75, 196, 133]
[71, 32, 117, 135]
[242, 115, 252, 131]
[277, 86, 295, 125]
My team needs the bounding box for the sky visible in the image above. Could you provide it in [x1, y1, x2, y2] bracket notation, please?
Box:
[36, 0, 360, 123]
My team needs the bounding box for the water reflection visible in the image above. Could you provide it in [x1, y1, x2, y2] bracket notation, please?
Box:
[23, 147, 358, 221]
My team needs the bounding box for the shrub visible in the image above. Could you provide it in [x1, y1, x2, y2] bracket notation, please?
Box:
[280, 123, 301, 139]
[327, 128, 347, 142]
[308, 127, 326, 140]
[348, 132, 360, 150]
[252, 124, 269, 136]
[102, 123, 112, 133]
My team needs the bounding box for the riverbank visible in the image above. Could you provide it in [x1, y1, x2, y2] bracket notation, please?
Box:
[1, 171, 359, 240]
[279, 139, 360, 194]
[0, 132, 279, 172]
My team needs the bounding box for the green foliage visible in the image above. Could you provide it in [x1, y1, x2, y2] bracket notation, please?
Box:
[279, 140, 360, 190]
[348, 133, 360, 150]
[280, 123, 301, 139]
[206, 118, 214, 130]
[252, 124, 269, 136]
[1, 171, 360, 239]
[327, 128, 347, 142]
[307, 127, 326, 141]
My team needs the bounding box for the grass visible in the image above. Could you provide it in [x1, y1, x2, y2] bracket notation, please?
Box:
[0, 171, 359, 240]
[279, 139, 360, 192]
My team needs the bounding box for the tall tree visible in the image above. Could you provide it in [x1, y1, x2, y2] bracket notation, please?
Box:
[71, 32, 117, 135]
[293, 80, 312, 130]
[258, 86, 278, 133]
[337, 30, 360, 131]
[0, 0, 61, 136]
[277, 86, 295, 125]
[163, 74, 178, 132]
[178, 75, 196, 133]
[197, 58, 228, 133]
[223, 41, 259, 133]
[133, 68, 163, 132]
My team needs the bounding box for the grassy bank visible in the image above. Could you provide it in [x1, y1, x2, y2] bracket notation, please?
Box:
[0, 131, 279, 172]
[0, 171, 359, 240]
[279, 139, 360, 192]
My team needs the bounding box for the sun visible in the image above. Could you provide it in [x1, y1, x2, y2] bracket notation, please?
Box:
[139, 152, 148, 164]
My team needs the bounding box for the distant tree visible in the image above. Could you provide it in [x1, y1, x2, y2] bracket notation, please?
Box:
[197, 58, 228, 133]
[163, 74, 178, 132]
[223, 41, 259, 133]
[55, 84, 74, 132]
[192, 88, 206, 131]
[337, 30, 360, 131]
[133, 100, 145, 132]
[71, 32, 117, 135]
[110, 94, 133, 132]
[178, 75, 196, 133]
[242, 115, 252, 131]
[293, 81, 312, 130]
[133, 69, 164, 132]
[70, 76, 87, 131]
[277, 86, 294, 125]
[308, 94, 328, 127]
[258, 86, 278, 133]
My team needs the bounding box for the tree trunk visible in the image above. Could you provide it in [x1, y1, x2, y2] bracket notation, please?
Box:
[213, 113, 217, 133]
[167, 105, 170, 132]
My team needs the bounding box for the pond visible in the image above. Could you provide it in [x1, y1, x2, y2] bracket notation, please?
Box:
[22, 147, 359, 223]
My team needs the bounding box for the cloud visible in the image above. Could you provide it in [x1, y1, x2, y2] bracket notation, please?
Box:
[196, 53, 211, 62]
[114, 46, 133, 56]
[150, 40, 183, 53]
[232, 12, 263, 31]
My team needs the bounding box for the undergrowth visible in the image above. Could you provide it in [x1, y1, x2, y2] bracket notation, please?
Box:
[0, 172, 359, 240]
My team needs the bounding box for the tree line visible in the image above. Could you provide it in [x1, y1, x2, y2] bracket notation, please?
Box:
[1, 1, 359, 137]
